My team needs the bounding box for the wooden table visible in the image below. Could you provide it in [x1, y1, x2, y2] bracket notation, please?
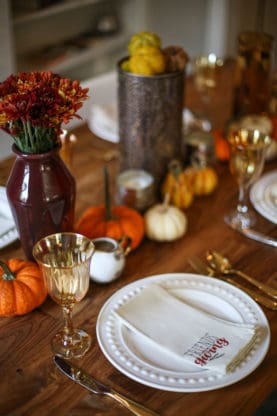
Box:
[0, 67, 276, 416]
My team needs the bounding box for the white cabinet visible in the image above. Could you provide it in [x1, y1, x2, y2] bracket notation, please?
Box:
[3, 0, 144, 81]
[1, 0, 275, 161]
[2, 0, 276, 83]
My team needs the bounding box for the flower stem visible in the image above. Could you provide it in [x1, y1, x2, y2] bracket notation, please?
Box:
[26, 119, 36, 152]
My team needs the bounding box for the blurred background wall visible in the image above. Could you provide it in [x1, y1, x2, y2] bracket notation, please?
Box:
[0, 0, 277, 159]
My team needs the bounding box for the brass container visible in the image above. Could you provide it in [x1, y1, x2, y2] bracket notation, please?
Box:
[118, 59, 185, 191]
[233, 31, 274, 118]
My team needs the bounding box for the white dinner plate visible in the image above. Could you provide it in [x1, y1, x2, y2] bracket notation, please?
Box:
[0, 186, 18, 249]
[96, 273, 270, 392]
[250, 170, 277, 224]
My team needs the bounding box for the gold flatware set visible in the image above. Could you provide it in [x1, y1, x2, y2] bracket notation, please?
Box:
[189, 251, 277, 311]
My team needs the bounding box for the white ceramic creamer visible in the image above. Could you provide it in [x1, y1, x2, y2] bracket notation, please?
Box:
[90, 237, 130, 283]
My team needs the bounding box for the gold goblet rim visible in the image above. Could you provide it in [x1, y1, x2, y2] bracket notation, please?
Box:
[227, 128, 272, 149]
[32, 231, 95, 268]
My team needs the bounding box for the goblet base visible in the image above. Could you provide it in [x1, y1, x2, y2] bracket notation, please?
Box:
[224, 209, 256, 229]
[52, 329, 91, 359]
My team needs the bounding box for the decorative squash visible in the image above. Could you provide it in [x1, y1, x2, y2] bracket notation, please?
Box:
[0, 259, 47, 317]
[76, 167, 145, 251]
[129, 46, 166, 76]
[144, 194, 187, 242]
[163, 45, 189, 72]
[128, 31, 161, 56]
[162, 159, 194, 209]
[185, 166, 218, 196]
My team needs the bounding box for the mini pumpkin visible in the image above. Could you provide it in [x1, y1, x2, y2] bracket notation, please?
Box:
[213, 129, 230, 161]
[144, 194, 187, 242]
[162, 159, 194, 209]
[76, 167, 145, 251]
[185, 166, 218, 195]
[76, 205, 144, 250]
[0, 259, 47, 317]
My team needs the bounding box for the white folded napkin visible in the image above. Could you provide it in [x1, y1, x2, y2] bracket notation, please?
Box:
[0, 217, 15, 236]
[114, 284, 259, 375]
[0, 187, 15, 235]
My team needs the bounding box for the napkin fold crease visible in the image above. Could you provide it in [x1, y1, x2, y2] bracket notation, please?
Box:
[114, 284, 259, 374]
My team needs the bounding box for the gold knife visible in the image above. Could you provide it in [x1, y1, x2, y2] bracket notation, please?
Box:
[54, 356, 159, 416]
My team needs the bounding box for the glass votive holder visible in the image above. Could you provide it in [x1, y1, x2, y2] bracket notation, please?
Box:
[185, 130, 216, 167]
[59, 129, 77, 170]
[116, 169, 155, 212]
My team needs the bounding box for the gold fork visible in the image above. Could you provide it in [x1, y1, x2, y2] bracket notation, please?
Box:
[188, 256, 277, 311]
[206, 250, 277, 299]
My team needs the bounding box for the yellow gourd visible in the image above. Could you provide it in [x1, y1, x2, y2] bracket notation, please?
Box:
[185, 166, 218, 195]
[129, 46, 166, 76]
[128, 32, 161, 56]
[162, 160, 194, 209]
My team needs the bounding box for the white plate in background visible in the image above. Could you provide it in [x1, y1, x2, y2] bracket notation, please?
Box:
[0, 187, 18, 249]
[250, 170, 277, 224]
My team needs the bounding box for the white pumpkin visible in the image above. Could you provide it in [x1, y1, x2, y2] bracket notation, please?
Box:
[144, 196, 187, 242]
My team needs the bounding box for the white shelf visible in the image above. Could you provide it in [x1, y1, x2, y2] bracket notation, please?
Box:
[46, 34, 128, 72]
[5, 0, 138, 81]
[13, 0, 104, 25]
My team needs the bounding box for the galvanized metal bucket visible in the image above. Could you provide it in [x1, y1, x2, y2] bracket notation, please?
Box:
[117, 60, 185, 191]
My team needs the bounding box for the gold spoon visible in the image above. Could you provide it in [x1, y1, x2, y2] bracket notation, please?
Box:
[189, 256, 277, 311]
[206, 250, 277, 300]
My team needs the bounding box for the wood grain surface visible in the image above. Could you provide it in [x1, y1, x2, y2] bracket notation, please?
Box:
[0, 65, 276, 416]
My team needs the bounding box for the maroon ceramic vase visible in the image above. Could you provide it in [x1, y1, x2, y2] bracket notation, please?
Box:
[6, 144, 76, 260]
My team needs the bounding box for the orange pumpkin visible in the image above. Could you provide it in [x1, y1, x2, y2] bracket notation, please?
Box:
[0, 259, 47, 317]
[162, 159, 194, 209]
[213, 129, 230, 161]
[76, 205, 144, 250]
[76, 167, 145, 250]
[185, 166, 218, 196]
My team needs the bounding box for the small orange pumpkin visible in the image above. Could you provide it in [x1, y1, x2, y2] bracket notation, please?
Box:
[185, 166, 218, 196]
[213, 129, 230, 161]
[161, 159, 194, 209]
[76, 167, 145, 250]
[0, 259, 47, 317]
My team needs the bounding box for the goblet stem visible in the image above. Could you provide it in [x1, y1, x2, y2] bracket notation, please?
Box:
[225, 181, 256, 228]
[62, 304, 74, 336]
[201, 93, 211, 123]
[237, 183, 249, 215]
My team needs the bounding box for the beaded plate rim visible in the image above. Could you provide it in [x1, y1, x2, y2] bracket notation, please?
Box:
[96, 273, 270, 392]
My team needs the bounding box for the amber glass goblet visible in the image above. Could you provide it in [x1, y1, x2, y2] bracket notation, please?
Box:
[33, 232, 94, 359]
[224, 129, 271, 228]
